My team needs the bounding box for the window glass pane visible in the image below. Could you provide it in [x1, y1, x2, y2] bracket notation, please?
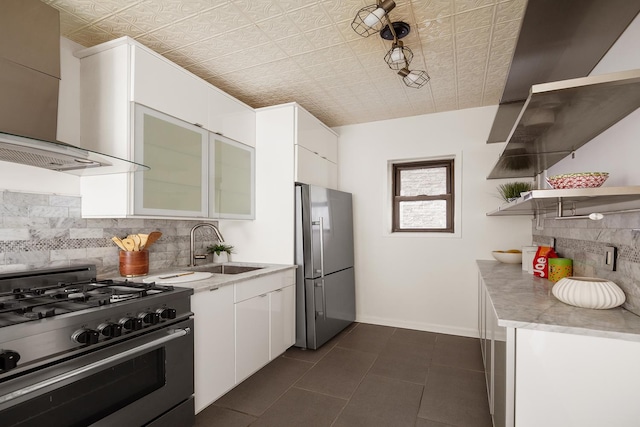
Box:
[399, 200, 447, 228]
[400, 167, 447, 196]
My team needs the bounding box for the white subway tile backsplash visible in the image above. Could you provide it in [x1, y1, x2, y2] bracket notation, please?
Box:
[50, 195, 82, 207]
[0, 228, 30, 240]
[534, 211, 640, 317]
[28, 206, 69, 218]
[5, 192, 49, 206]
[0, 190, 221, 276]
[70, 228, 104, 239]
[0, 205, 28, 217]
[50, 248, 89, 262]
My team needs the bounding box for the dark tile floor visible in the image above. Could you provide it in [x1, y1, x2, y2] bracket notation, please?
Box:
[195, 323, 492, 427]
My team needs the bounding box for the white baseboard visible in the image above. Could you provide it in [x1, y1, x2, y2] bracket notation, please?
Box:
[355, 315, 479, 339]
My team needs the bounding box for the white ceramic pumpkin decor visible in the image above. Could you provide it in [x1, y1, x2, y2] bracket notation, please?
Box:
[552, 277, 626, 309]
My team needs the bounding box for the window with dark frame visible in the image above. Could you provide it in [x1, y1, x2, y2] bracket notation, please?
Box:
[392, 159, 454, 233]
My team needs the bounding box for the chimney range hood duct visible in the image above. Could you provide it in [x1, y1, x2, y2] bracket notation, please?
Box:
[0, 0, 147, 175]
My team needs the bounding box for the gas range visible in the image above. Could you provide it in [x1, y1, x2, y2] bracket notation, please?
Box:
[0, 264, 195, 426]
[0, 264, 193, 379]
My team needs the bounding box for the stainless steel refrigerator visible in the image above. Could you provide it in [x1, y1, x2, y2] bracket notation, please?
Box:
[294, 183, 356, 350]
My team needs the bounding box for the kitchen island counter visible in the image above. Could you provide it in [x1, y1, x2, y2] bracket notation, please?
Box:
[477, 260, 640, 342]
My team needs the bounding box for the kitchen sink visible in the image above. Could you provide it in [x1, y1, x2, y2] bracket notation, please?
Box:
[193, 265, 264, 275]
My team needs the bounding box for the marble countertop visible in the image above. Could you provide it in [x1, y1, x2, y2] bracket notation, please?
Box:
[477, 260, 640, 342]
[104, 262, 297, 293]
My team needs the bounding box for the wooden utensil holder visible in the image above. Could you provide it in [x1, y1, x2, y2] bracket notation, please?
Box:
[119, 250, 149, 277]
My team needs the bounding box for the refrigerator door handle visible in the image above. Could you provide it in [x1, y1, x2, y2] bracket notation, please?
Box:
[311, 217, 325, 276]
[314, 279, 327, 321]
[318, 216, 325, 278]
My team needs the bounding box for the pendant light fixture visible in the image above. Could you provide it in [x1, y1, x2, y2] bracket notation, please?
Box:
[384, 40, 413, 70]
[351, 0, 396, 37]
[398, 68, 431, 89]
[351, 1, 430, 89]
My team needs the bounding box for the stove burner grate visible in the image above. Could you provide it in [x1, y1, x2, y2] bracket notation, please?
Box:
[0, 278, 175, 327]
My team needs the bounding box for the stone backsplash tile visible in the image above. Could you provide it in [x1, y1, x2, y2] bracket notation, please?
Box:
[533, 211, 640, 316]
[0, 190, 222, 277]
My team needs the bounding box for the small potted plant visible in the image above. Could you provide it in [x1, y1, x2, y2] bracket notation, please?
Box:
[207, 243, 235, 263]
[497, 181, 533, 203]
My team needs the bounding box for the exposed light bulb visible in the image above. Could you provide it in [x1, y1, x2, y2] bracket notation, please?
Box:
[405, 70, 421, 83]
[390, 47, 404, 63]
[363, 7, 386, 27]
[398, 68, 430, 88]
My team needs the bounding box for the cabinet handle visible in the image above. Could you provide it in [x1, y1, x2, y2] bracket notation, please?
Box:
[259, 294, 267, 298]
[194, 123, 203, 128]
[274, 289, 283, 292]
[209, 287, 219, 292]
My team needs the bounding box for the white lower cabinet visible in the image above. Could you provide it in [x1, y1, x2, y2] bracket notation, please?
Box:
[191, 285, 235, 413]
[270, 285, 295, 359]
[479, 273, 640, 427]
[478, 275, 516, 427]
[192, 269, 296, 413]
[234, 270, 296, 384]
[235, 293, 270, 382]
[515, 329, 640, 427]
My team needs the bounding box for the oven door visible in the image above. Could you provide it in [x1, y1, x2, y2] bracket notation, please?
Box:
[0, 318, 194, 427]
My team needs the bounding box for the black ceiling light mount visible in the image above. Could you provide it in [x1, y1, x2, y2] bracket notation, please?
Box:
[351, 1, 430, 89]
[380, 21, 411, 40]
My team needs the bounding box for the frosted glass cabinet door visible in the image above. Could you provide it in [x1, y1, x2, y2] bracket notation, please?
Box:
[134, 104, 209, 217]
[210, 133, 255, 219]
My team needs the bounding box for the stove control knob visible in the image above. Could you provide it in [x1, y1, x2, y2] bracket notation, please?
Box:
[139, 311, 160, 325]
[119, 317, 143, 331]
[0, 350, 20, 371]
[72, 329, 99, 345]
[156, 308, 177, 320]
[98, 323, 122, 338]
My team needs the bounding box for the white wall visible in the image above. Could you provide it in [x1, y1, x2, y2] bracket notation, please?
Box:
[334, 106, 532, 337]
[218, 105, 296, 265]
[548, 13, 640, 183]
[0, 37, 83, 195]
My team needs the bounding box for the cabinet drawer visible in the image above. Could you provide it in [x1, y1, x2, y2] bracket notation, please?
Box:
[234, 270, 294, 303]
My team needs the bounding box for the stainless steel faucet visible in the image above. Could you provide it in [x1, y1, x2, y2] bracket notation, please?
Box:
[189, 223, 225, 267]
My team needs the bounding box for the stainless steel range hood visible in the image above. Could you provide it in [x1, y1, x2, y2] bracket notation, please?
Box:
[487, 68, 640, 179]
[487, 0, 640, 144]
[0, 0, 147, 175]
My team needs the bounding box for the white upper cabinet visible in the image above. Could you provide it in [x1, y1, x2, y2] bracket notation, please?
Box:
[296, 107, 337, 163]
[133, 104, 209, 217]
[257, 103, 338, 189]
[209, 133, 255, 219]
[76, 37, 255, 219]
[294, 145, 338, 189]
[208, 88, 256, 147]
[132, 47, 208, 127]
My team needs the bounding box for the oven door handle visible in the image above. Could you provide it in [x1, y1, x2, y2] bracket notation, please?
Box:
[0, 327, 191, 405]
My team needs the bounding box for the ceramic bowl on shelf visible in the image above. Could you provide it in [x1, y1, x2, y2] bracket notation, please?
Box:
[491, 250, 522, 264]
[552, 277, 625, 309]
[546, 172, 609, 189]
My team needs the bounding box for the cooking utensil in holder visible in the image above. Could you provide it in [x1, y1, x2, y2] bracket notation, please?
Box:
[119, 250, 149, 277]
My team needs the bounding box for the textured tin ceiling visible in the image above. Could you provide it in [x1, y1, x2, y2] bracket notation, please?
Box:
[43, 0, 526, 127]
